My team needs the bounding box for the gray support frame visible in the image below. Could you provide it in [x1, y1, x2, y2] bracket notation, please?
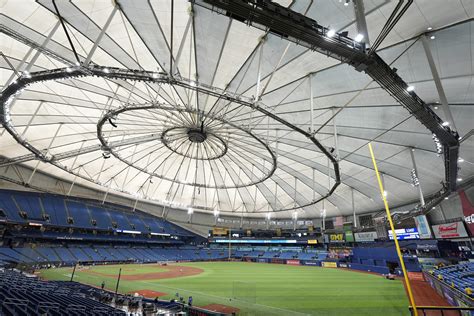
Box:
[421, 35, 457, 131]
[84, 6, 118, 66]
[353, 0, 370, 45]
[410, 148, 425, 206]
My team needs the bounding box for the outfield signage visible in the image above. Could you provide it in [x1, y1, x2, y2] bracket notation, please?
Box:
[286, 260, 300, 266]
[307, 239, 318, 244]
[432, 222, 468, 239]
[328, 233, 345, 243]
[354, 231, 377, 242]
[321, 261, 338, 268]
[214, 239, 297, 244]
[388, 228, 419, 240]
[414, 215, 432, 239]
[460, 190, 474, 236]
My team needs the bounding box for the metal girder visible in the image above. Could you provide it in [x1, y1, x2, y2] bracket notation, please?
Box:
[0, 133, 162, 168]
[197, 0, 459, 192]
[0, 64, 340, 213]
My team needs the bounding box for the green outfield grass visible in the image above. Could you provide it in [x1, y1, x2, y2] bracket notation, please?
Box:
[39, 262, 409, 315]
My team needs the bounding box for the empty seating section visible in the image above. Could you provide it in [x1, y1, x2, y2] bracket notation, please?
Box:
[107, 211, 131, 230]
[80, 248, 103, 261]
[88, 206, 112, 230]
[0, 191, 25, 222]
[0, 190, 193, 236]
[13, 194, 43, 220]
[125, 214, 148, 232]
[68, 248, 92, 262]
[0, 269, 126, 315]
[0, 246, 229, 265]
[66, 201, 93, 229]
[53, 248, 77, 263]
[42, 197, 69, 227]
[431, 262, 474, 296]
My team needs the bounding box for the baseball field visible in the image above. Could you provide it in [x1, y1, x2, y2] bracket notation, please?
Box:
[39, 261, 409, 315]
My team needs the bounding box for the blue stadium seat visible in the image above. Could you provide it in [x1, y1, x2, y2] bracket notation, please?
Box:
[66, 201, 94, 228]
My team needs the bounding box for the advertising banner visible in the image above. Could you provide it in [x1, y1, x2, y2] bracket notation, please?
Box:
[460, 190, 474, 236]
[328, 233, 345, 243]
[303, 261, 319, 266]
[307, 239, 318, 244]
[414, 215, 432, 239]
[343, 223, 354, 242]
[432, 222, 469, 239]
[321, 261, 338, 268]
[344, 231, 354, 242]
[286, 259, 300, 266]
[354, 231, 377, 242]
[212, 227, 228, 236]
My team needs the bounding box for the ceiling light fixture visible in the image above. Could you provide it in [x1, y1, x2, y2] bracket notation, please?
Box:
[430, 35, 436, 40]
[442, 121, 449, 126]
[407, 85, 415, 92]
[327, 29, 336, 37]
[458, 157, 464, 163]
[187, 207, 194, 214]
[354, 33, 364, 42]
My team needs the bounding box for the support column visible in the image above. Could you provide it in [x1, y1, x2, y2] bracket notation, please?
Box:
[84, 6, 118, 66]
[254, 42, 264, 101]
[24, 21, 61, 73]
[309, 73, 314, 134]
[353, 0, 370, 45]
[21, 101, 43, 138]
[27, 123, 63, 185]
[4, 47, 34, 87]
[332, 108, 339, 159]
[410, 148, 425, 207]
[421, 35, 456, 131]
[352, 188, 357, 228]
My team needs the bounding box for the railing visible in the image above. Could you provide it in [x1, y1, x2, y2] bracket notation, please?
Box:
[409, 306, 474, 316]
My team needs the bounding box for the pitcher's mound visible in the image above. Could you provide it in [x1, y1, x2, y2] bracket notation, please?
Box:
[200, 304, 240, 314]
[130, 289, 167, 298]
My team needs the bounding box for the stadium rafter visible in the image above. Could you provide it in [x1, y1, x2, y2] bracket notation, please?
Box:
[0, 64, 340, 213]
[196, 0, 460, 194]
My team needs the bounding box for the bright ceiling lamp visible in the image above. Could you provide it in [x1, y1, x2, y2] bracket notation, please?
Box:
[458, 157, 464, 163]
[327, 29, 336, 37]
[406, 85, 415, 92]
[213, 209, 219, 217]
[354, 33, 364, 42]
[266, 212, 272, 220]
[187, 207, 194, 214]
[442, 121, 450, 126]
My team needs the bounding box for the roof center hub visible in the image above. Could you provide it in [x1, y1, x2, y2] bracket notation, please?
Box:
[187, 128, 207, 143]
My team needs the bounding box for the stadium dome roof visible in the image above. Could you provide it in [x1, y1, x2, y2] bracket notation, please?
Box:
[0, 0, 473, 220]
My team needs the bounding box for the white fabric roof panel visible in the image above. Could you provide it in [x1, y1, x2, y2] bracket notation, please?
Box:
[0, 0, 472, 219]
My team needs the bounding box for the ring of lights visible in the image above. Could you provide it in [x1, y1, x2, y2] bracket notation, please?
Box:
[97, 104, 276, 189]
[0, 65, 341, 214]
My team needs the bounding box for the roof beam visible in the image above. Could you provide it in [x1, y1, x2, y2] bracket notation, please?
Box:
[197, 0, 460, 192]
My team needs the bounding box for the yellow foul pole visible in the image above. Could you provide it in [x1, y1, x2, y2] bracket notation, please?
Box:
[368, 143, 418, 316]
